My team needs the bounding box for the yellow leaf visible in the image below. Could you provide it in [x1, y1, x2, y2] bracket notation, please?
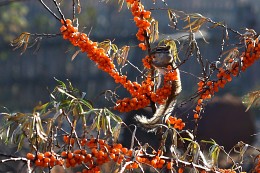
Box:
[149, 19, 159, 43]
[183, 14, 207, 32]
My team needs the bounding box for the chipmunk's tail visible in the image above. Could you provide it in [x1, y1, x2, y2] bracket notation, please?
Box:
[135, 68, 182, 131]
[135, 98, 177, 130]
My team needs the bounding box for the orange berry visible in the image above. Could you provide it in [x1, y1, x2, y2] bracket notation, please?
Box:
[44, 157, 51, 163]
[74, 149, 81, 154]
[110, 153, 116, 159]
[37, 153, 44, 160]
[143, 11, 151, 18]
[167, 161, 173, 169]
[26, 153, 35, 160]
[115, 143, 123, 149]
[121, 147, 128, 154]
[67, 152, 74, 159]
[79, 155, 85, 162]
[98, 139, 105, 145]
[178, 167, 184, 173]
[159, 159, 165, 165]
[194, 113, 199, 119]
[92, 148, 98, 155]
[69, 158, 76, 166]
[56, 159, 64, 166]
[81, 149, 87, 155]
[195, 105, 201, 112]
[61, 151, 67, 157]
[138, 43, 147, 50]
[50, 155, 56, 162]
[98, 150, 105, 157]
[49, 161, 55, 167]
[63, 135, 69, 143]
[35, 159, 43, 167]
[151, 159, 157, 166]
[197, 99, 203, 105]
[69, 138, 75, 146]
[44, 152, 52, 158]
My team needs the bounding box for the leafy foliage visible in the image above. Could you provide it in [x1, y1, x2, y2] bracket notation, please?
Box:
[0, 79, 122, 153]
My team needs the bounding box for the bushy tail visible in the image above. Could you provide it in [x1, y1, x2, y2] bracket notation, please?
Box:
[135, 68, 182, 130]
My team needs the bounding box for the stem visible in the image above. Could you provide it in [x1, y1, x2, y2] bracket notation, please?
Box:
[38, 0, 60, 21]
[52, 0, 66, 23]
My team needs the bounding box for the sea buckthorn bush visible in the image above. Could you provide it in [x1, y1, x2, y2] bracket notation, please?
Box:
[1, 0, 260, 173]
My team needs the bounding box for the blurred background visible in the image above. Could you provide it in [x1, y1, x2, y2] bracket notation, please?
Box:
[0, 0, 260, 149]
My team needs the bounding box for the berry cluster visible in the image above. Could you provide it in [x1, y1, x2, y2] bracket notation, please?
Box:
[126, 0, 152, 43]
[218, 169, 236, 173]
[26, 136, 191, 172]
[166, 116, 185, 130]
[26, 152, 64, 168]
[115, 66, 180, 112]
[193, 38, 260, 119]
[142, 55, 152, 69]
[63, 134, 75, 146]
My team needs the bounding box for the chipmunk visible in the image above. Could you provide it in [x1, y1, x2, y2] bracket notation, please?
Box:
[135, 46, 182, 130]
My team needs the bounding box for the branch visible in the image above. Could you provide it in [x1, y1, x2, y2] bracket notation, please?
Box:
[0, 157, 31, 173]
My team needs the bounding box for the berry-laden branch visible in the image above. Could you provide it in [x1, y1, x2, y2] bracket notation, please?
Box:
[59, 0, 179, 114]
[26, 137, 219, 173]
[193, 38, 260, 120]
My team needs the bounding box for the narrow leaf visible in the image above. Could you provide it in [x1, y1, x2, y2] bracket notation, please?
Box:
[71, 49, 81, 61]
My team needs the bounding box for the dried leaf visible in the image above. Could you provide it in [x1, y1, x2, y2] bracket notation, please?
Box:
[242, 90, 260, 111]
[77, 0, 81, 13]
[45, 119, 53, 136]
[149, 19, 159, 43]
[71, 49, 81, 61]
[113, 45, 130, 66]
[120, 46, 130, 66]
[118, 0, 124, 12]
[10, 32, 31, 55]
[167, 9, 178, 29]
[112, 123, 121, 142]
[210, 21, 224, 29]
[183, 14, 207, 32]
[98, 39, 112, 54]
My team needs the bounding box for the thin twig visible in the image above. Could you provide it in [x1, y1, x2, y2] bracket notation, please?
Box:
[38, 0, 60, 21]
[72, 0, 76, 20]
[52, 0, 66, 23]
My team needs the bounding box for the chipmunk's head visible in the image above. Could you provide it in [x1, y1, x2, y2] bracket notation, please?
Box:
[151, 46, 173, 67]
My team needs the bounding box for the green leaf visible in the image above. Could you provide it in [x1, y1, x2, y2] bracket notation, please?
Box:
[80, 99, 93, 109]
[105, 108, 122, 123]
[54, 77, 66, 89]
[209, 144, 220, 166]
[17, 134, 25, 151]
